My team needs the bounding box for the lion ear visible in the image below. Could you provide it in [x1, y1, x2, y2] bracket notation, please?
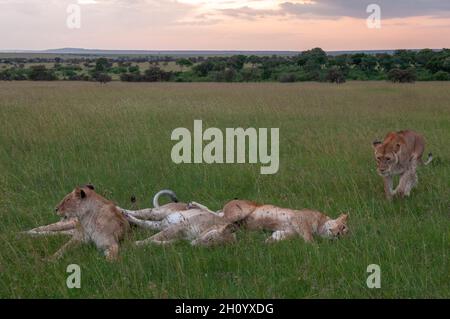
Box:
[85, 183, 95, 190]
[338, 213, 349, 223]
[372, 140, 382, 149]
[75, 187, 86, 199]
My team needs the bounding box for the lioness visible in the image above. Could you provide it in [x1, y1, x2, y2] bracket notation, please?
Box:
[372, 130, 432, 200]
[51, 185, 130, 261]
[22, 188, 176, 237]
[222, 200, 349, 243]
[124, 197, 237, 246]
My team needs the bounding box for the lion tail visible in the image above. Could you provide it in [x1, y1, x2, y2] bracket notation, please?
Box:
[152, 189, 179, 208]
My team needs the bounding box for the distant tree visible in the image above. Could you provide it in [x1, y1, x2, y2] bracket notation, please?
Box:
[227, 55, 246, 70]
[359, 55, 378, 74]
[120, 72, 142, 82]
[28, 65, 57, 81]
[93, 72, 112, 84]
[416, 49, 435, 67]
[426, 51, 450, 73]
[241, 67, 260, 82]
[193, 60, 215, 77]
[176, 58, 193, 70]
[296, 48, 328, 67]
[67, 74, 84, 81]
[392, 50, 415, 68]
[433, 71, 449, 81]
[128, 65, 140, 73]
[329, 54, 350, 74]
[278, 73, 296, 83]
[94, 58, 112, 72]
[376, 53, 394, 72]
[326, 67, 346, 83]
[0, 68, 13, 80]
[223, 68, 236, 82]
[387, 68, 416, 83]
[142, 66, 172, 82]
[247, 55, 261, 67]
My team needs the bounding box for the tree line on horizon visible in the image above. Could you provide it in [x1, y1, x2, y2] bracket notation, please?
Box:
[1, 48, 450, 83]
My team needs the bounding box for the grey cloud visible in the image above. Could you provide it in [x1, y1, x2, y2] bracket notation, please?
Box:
[218, 6, 286, 19]
[280, 0, 450, 19]
[215, 0, 450, 22]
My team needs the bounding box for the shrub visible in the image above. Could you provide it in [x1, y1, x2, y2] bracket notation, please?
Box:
[278, 73, 297, 83]
[120, 72, 142, 82]
[241, 67, 261, 82]
[28, 65, 57, 81]
[326, 67, 346, 84]
[142, 66, 173, 82]
[92, 72, 112, 84]
[387, 68, 417, 83]
[433, 71, 449, 81]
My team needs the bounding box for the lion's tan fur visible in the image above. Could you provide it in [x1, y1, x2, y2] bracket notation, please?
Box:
[52, 186, 130, 261]
[222, 200, 349, 243]
[125, 203, 237, 246]
[372, 130, 432, 199]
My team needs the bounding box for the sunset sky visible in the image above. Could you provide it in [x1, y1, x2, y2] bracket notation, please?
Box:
[1, 0, 450, 51]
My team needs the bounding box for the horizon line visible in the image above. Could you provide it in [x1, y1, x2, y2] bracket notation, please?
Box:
[0, 47, 447, 53]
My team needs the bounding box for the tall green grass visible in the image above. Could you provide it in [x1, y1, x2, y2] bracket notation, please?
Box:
[0, 81, 448, 298]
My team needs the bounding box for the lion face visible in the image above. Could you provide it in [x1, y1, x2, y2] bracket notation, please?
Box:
[372, 140, 401, 176]
[55, 184, 95, 218]
[324, 214, 349, 239]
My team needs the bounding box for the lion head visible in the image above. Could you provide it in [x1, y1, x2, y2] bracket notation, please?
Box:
[55, 184, 95, 218]
[372, 133, 405, 176]
[323, 214, 349, 239]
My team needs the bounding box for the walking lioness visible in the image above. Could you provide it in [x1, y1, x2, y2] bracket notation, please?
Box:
[222, 200, 349, 243]
[51, 185, 130, 261]
[372, 130, 432, 200]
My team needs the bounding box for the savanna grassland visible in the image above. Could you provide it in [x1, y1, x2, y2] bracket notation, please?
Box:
[0, 81, 448, 298]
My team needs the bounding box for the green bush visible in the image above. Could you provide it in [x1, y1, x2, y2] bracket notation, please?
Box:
[433, 71, 449, 81]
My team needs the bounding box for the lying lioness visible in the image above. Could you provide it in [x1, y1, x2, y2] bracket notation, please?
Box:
[222, 200, 349, 243]
[124, 191, 237, 246]
[51, 184, 130, 261]
[23, 188, 181, 238]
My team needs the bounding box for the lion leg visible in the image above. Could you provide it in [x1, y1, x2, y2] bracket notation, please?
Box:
[383, 176, 394, 200]
[123, 212, 164, 230]
[395, 169, 418, 197]
[26, 229, 75, 237]
[23, 218, 78, 237]
[135, 225, 185, 246]
[119, 207, 172, 221]
[104, 243, 119, 262]
[265, 230, 297, 243]
[49, 236, 81, 261]
[25, 218, 78, 233]
[301, 229, 314, 243]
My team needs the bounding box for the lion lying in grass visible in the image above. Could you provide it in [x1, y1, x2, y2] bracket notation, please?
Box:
[222, 199, 349, 243]
[51, 184, 129, 261]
